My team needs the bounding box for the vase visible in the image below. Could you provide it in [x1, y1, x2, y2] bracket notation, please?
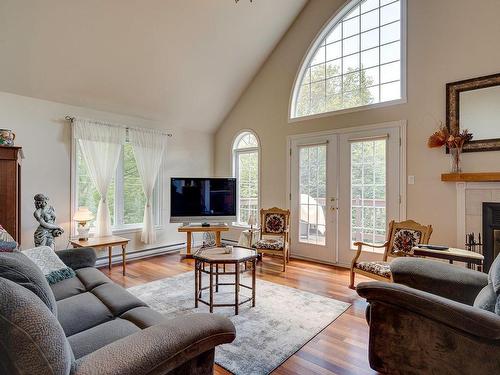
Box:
[450, 147, 462, 173]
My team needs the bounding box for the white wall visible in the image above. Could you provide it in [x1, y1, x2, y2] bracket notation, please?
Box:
[0, 91, 214, 256]
[215, 0, 500, 247]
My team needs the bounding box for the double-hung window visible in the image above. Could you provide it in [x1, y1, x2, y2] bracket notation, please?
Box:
[75, 141, 161, 232]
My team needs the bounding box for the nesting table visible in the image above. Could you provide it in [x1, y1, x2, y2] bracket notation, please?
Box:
[193, 247, 258, 315]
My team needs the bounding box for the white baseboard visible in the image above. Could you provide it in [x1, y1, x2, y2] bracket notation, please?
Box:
[95, 242, 192, 267]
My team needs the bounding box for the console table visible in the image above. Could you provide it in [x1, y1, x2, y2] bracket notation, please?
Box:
[71, 235, 130, 276]
[178, 225, 229, 258]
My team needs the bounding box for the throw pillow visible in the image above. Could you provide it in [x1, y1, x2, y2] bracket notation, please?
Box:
[0, 225, 18, 252]
[22, 246, 76, 285]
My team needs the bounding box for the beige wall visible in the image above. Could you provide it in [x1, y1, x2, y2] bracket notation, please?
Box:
[0, 91, 213, 257]
[215, 0, 500, 247]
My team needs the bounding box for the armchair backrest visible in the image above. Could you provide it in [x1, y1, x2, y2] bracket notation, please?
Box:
[260, 207, 290, 236]
[383, 220, 433, 261]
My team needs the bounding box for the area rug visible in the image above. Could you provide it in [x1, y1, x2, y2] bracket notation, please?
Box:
[128, 271, 350, 375]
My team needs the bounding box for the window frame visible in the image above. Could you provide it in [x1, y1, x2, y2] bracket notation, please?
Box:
[289, 0, 407, 122]
[231, 130, 261, 228]
[70, 134, 163, 236]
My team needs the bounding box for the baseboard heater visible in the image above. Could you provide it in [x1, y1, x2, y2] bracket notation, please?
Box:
[95, 242, 185, 267]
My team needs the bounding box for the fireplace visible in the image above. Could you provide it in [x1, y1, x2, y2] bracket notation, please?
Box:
[482, 202, 500, 272]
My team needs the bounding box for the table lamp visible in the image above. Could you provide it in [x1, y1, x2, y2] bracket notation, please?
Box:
[248, 214, 256, 231]
[73, 207, 94, 240]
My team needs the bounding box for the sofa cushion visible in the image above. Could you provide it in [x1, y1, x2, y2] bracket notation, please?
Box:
[68, 318, 141, 359]
[92, 283, 147, 316]
[0, 277, 73, 374]
[120, 306, 166, 329]
[0, 251, 57, 315]
[0, 225, 18, 252]
[57, 292, 114, 336]
[51, 274, 86, 301]
[73, 267, 113, 291]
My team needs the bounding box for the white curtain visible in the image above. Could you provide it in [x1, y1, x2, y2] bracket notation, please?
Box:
[74, 118, 125, 236]
[129, 128, 167, 244]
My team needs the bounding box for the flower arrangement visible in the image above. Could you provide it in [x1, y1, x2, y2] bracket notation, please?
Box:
[428, 122, 473, 173]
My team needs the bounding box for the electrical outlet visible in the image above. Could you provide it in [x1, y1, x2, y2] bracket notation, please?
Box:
[408, 175, 415, 185]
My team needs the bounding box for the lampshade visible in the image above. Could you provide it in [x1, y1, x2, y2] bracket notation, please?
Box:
[73, 207, 94, 222]
[247, 214, 256, 226]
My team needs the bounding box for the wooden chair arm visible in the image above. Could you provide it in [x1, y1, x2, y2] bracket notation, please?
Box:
[350, 241, 389, 269]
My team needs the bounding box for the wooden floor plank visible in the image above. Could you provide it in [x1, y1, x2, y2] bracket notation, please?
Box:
[103, 253, 376, 374]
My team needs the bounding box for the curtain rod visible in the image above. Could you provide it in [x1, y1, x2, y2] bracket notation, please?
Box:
[65, 116, 173, 137]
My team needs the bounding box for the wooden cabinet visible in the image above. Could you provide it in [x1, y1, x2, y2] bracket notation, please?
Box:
[0, 146, 22, 243]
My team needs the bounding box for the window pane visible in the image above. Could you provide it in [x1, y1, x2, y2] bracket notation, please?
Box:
[343, 35, 360, 56]
[380, 1, 400, 25]
[343, 53, 360, 74]
[326, 59, 342, 78]
[326, 24, 342, 44]
[326, 41, 342, 61]
[350, 139, 387, 250]
[361, 47, 379, 68]
[380, 21, 400, 44]
[380, 61, 400, 83]
[361, 9, 379, 32]
[343, 16, 360, 38]
[380, 41, 400, 64]
[311, 63, 326, 82]
[123, 143, 146, 225]
[380, 80, 401, 101]
[237, 151, 259, 224]
[311, 46, 326, 65]
[361, 66, 379, 86]
[361, 0, 379, 14]
[77, 145, 115, 226]
[361, 29, 379, 50]
[299, 145, 326, 246]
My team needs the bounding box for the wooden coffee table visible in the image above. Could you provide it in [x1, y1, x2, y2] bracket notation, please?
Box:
[193, 247, 258, 315]
[71, 235, 130, 276]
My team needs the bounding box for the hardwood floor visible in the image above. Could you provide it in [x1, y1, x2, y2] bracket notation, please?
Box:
[103, 253, 376, 375]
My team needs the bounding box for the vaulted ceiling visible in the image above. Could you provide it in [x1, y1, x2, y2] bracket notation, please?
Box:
[0, 0, 307, 131]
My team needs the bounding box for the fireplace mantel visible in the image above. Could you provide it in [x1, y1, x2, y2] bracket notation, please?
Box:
[442, 172, 500, 182]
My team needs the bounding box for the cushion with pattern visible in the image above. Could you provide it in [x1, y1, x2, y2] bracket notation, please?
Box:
[391, 229, 422, 255]
[264, 214, 286, 234]
[0, 225, 18, 252]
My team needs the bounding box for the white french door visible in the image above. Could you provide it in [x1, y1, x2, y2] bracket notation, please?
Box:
[289, 122, 404, 265]
[290, 135, 338, 263]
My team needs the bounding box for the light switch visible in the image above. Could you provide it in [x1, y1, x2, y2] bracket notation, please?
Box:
[408, 175, 415, 185]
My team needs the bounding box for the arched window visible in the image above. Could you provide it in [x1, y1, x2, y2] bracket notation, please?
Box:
[233, 131, 259, 225]
[290, 0, 405, 120]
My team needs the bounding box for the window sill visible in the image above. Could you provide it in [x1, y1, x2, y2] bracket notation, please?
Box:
[231, 223, 255, 230]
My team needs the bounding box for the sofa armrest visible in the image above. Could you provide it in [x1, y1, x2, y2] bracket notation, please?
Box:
[357, 281, 500, 340]
[390, 257, 488, 305]
[56, 247, 97, 270]
[74, 313, 236, 375]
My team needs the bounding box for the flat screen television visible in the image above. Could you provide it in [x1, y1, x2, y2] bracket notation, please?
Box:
[170, 177, 237, 223]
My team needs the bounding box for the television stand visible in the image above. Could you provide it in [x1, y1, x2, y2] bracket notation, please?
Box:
[178, 224, 229, 258]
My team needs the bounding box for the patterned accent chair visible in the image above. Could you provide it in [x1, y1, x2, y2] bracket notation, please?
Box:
[349, 220, 433, 289]
[252, 207, 290, 271]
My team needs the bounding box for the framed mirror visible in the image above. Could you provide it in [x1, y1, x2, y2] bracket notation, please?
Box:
[447, 73, 500, 152]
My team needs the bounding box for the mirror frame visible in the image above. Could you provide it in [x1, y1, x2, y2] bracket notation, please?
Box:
[446, 72, 500, 152]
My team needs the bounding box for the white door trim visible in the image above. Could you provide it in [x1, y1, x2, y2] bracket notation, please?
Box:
[286, 120, 407, 267]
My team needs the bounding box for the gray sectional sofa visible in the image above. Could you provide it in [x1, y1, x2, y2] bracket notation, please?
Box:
[0, 247, 236, 375]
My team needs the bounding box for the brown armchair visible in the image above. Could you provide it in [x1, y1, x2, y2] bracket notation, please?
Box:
[349, 219, 433, 289]
[252, 207, 290, 271]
